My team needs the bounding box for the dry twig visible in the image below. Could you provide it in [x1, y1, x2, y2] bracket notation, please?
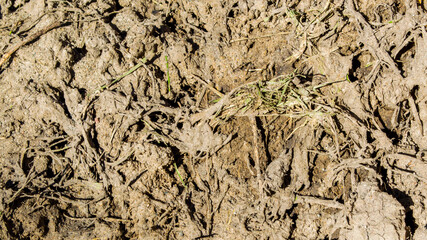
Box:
[0, 21, 66, 68]
[250, 116, 265, 198]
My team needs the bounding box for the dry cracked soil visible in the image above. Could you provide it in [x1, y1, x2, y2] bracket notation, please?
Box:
[1, 0, 427, 239]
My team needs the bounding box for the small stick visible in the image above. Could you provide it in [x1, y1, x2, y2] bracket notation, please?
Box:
[192, 74, 224, 97]
[345, 0, 402, 77]
[229, 31, 291, 43]
[294, 194, 344, 209]
[0, 21, 65, 68]
[408, 95, 424, 136]
[249, 116, 265, 198]
[7, 165, 36, 204]
[94, 58, 147, 93]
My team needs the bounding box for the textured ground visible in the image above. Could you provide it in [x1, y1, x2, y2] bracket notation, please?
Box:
[1, 0, 427, 239]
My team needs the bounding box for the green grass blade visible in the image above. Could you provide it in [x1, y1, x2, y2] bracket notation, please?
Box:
[174, 163, 187, 188]
[165, 55, 171, 93]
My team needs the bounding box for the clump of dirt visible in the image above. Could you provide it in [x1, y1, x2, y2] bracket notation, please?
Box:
[1, 0, 427, 239]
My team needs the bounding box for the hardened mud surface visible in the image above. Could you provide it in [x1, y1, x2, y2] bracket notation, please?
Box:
[1, 0, 427, 239]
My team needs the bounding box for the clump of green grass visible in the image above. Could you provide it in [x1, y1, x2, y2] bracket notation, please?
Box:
[195, 73, 346, 125]
[212, 72, 340, 121]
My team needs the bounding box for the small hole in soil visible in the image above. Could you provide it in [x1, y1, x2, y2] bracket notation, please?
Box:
[366, 131, 374, 143]
[187, 38, 200, 53]
[72, 46, 87, 64]
[348, 59, 360, 82]
[163, 15, 177, 33]
[78, 88, 87, 99]
[349, 52, 374, 81]
[410, 85, 419, 100]
[393, 188, 418, 235]
[404, 209, 418, 235]
[228, 9, 236, 18]
[248, 156, 255, 167]
[395, 40, 415, 77]
[373, 108, 399, 142]
[380, 166, 418, 235]
[21, 152, 34, 175]
[5, 180, 17, 189]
